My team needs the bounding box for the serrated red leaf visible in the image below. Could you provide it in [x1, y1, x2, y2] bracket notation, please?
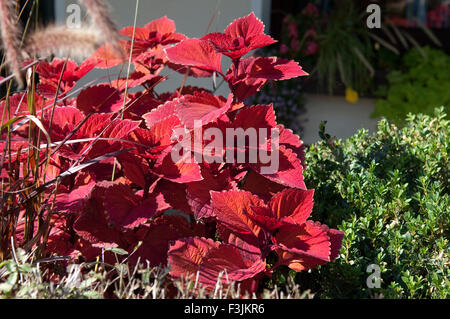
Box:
[187, 168, 237, 219]
[250, 145, 306, 189]
[102, 183, 158, 229]
[233, 104, 277, 130]
[174, 92, 233, 130]
[154, 180, 193, 214]
[74, 182, 125, 248]
[89, 41, 127, 68]
[43, 106, 84, 141]
[151, 147, 203, 183]
[274, 221, 331, 272]
[167, 62, 214, 78]
[111, 71, 159, 91]
[202, 12, 276, 60]
[165, 38, 222, 73]
[117, 153, 149, 188]
[247, 57, 308, 80]
[76, 84, 123, 114]
[242, 170, 286, 201]
[168, 237, 219, 279]
[268, 188, 314, 224]
[277, 124, 306, 167]
[210, 190, 265, 246]
[54, 182, 95, 214]
[168, 237, 265, 288]
[130, 215, 198, 267]
[84, 118, 141, 160]
[143, 99, 178, 128]
[226, 57, 307, 101]
[198, 244, 266, 286]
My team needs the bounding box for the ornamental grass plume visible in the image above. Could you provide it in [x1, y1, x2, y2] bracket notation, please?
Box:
[23, 25, 103, 62]
[0, 0, 123, 86]
[0, 0, 24, 87]
[79, 0, 124, 56]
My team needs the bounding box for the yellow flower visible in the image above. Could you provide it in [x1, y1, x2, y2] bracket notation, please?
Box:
[346, 87, 359, 103]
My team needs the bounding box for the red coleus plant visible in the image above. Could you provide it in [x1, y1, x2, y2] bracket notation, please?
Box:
[0, 13, 342, 295]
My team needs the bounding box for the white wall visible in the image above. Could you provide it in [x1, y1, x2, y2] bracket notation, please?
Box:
[300, 94, 380, 145]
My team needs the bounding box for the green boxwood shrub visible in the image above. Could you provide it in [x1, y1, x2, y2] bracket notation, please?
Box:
[300, 108, 449, 298]
[373, 47, 450, 126]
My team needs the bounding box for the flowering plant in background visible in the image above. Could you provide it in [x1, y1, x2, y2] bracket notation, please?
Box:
[278, 4, 321, 61]
[0, 13, 343, 296]
[427, 4, 450, 29]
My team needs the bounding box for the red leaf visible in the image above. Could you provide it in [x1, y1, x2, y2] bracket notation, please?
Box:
[89, 42, 127, 68]
[132, 116, 180, 152]
[174, 92, 233, 130]
[187, 168, 237, 219]
[102, 183, 158, 229]
[54, 182, 95, 214]
[226, 57, 307, 101]
[268, 188, 314, 224]
[165, 38, 222, 73]
[76, 84, 123, 114]
[43, 106, 84, 141]
[151, 147, 203, 183]
[210, 190, 265, 246]
[145, 16, 175, 34]
[130, 215, 198, 267]
[274, 221, 331, 272]
[118, 153, 148, 188]
[77, 113, 113, 138]
[84, 118, 141, 160]
[154, 180, 193, 214]
[119, 26, 150, 40]
[168, 237, 219, 280]
[198, 243, 266, 286]
[242, 170, 286, 201]
[143, 99, 178, 128]
[111, 71, 158, 90]
[202, 12, 276, 60]
[167, 62, 214, 78]
[316, 223, 345, 261]
[225, 12, 266, 43]
[233, 104, 277, 130]
[277, 124, 306, 167]
[248, 57, 308, 80]
[250, 145, 306, 189]
[169, 237, 265, 288]
[246, 206, 285, 232]
[74, 182, 125, 248]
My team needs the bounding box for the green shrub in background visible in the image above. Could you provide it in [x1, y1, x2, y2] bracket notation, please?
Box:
[301, 108, 449, 298]
[373, 47, 450, 126]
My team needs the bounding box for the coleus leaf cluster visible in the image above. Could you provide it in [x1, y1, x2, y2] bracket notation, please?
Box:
[0, 13, 342, 294]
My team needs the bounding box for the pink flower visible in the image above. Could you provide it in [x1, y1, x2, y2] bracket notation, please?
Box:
[302, 3, 319, 17]
[283, 15, 292, 24]
[305, 41, 319, 56]
[280, 44, 289, 55]
[427, 5, 450, 28]
[305, 28, 317, 38]
[288, 23, 299, 38]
